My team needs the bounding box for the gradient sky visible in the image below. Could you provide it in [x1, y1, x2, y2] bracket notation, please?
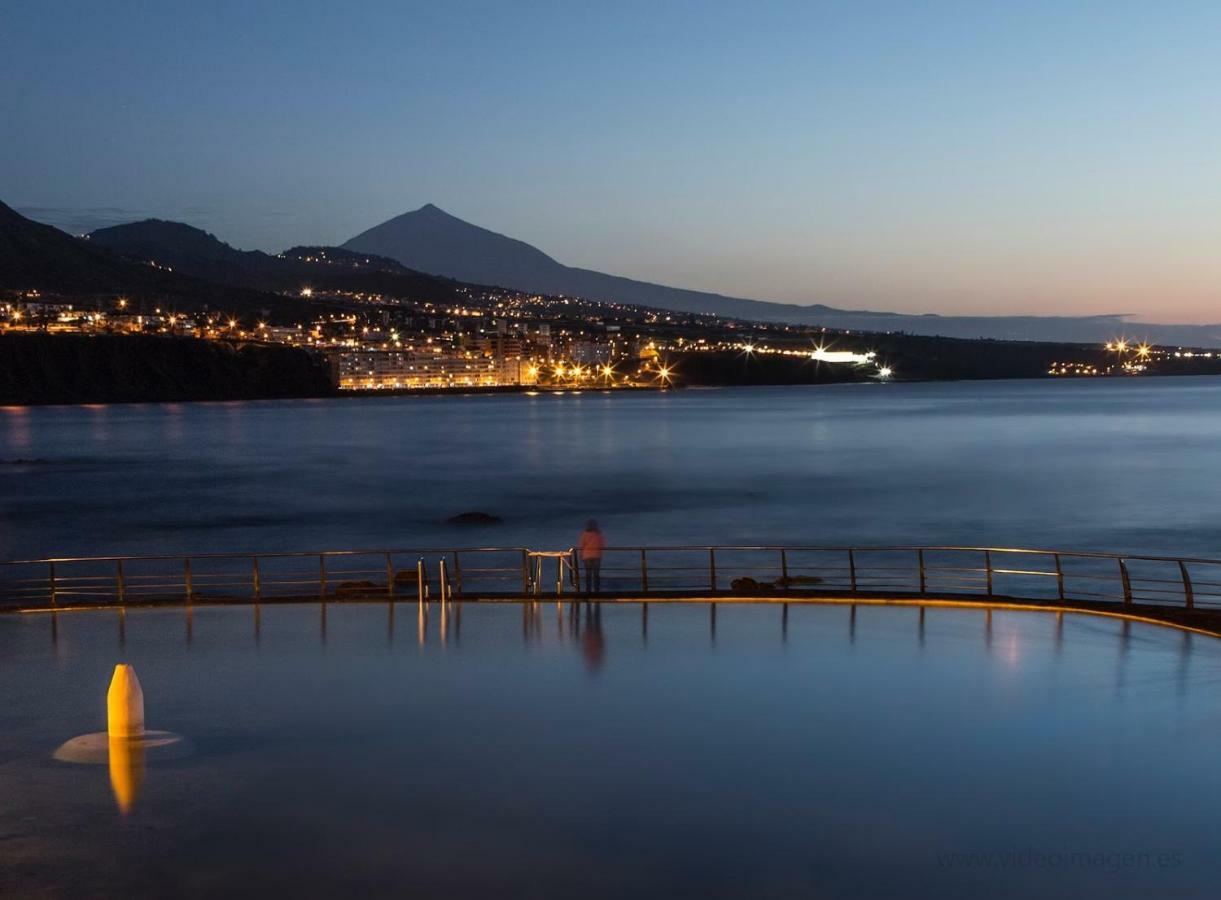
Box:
[4, 1, 1221, 322]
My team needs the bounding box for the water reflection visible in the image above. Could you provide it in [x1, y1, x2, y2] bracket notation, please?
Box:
[581, 603, 605, 672]
[1117, 618, 1132, 693]
[1, 404, 31, 452]
[85, 404, 111, 445]
[108, 736, 144, 815]
[51, 599, 1221, 672]
[15, 602, 1221, 898]
[1177, 631, 1193, 698]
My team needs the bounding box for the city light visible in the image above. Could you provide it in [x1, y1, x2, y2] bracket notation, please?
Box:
[10, 260, 1209, 394]
[812, 346, 875, 364]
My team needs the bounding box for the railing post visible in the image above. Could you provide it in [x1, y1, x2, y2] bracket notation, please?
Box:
[438, 557, 449, 605]
[917, 549, 926, 594]
[984, 551, 993, 597]
[417, 558, 426, 608]
[780, 549, 788, 590]
[49, 562, 57, 607]
[386, 553, 395, 598]
[1179, 560, 1195, 610]
[1118, 558, 1133, 606]
[184, 557, 193, 601]
[252, 556, 261, 601]
[318, 554, 327, 598]
[452, 551, 463, 598]
[709, 548, 717, 592]
[572, 549, 581, 594]
[848, 549, 857, 593]
[641, 549, 649, 593]
[116, 559, 126, 604]
[521, 550, 530, 594]
[1054, 553, 1065, 601]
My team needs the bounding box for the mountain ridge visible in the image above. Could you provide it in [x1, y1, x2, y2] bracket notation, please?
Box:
[0, 200, 310, 319]
[343, 204, 1221, 346]
[87, 218, 469, 302]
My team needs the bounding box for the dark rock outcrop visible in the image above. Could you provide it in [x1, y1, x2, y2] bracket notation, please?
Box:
[446, 511, 502, 526]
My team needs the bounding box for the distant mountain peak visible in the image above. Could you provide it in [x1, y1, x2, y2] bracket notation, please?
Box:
[343, 204, 560, 288]
[340, 205, 1221, 345]
[408, 202, 468, 223]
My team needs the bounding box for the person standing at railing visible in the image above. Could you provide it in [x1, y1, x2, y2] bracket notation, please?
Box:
[579, 520, 604, 595]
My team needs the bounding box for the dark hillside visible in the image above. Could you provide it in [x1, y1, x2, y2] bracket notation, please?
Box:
[0, 201, 314, 321]
[0, 333, 334, 404]
[89, 219, 470, 302]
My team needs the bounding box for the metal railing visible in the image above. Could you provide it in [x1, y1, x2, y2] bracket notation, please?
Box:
[2, 545, 1221, 613]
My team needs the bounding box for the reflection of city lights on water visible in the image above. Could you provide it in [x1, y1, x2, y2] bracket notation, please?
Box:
[1004, 633, 1021, 667]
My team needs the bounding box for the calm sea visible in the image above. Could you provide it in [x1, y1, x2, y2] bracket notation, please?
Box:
[4, 376, 1220, 561]
[4, 379, 1221, 897]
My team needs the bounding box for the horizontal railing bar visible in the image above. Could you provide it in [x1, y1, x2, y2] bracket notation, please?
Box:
[10, 545, 1221, 568]
[3, 547, 534, 565]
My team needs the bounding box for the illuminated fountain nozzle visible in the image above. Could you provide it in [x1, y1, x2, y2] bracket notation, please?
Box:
[54, 663, 191, 815]
[107, 664, 144, 738]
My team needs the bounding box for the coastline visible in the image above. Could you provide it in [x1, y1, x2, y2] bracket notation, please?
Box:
[5, 331, 1221, 407]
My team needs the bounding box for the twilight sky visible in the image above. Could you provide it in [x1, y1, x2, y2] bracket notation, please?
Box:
[4, 1, 1221, 322]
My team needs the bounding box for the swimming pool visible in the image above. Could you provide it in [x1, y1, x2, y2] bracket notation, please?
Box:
[1, 601, 1217, 898]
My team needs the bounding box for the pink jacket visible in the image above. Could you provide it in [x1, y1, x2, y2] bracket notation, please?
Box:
[579, 530, 605, 560]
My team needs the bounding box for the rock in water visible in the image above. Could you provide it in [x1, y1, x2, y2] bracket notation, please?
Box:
[446, 511, 502, 526]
